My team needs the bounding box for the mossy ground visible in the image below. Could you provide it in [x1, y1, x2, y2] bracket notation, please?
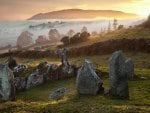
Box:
[0, 52, 150, 113]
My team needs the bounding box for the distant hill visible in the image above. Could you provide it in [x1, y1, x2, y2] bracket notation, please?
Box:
[28, 9, 138, 20]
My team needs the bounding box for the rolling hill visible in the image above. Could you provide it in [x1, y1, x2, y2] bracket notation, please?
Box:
[28, 9, 139, 20]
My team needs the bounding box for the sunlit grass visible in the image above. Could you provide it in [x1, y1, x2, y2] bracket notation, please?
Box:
[0, 75, 150, 113]
[0, 52, 150, 113]
[68, 28, 150, 48]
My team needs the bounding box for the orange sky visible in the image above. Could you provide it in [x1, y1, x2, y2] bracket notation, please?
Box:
[0, 0, 149, 20]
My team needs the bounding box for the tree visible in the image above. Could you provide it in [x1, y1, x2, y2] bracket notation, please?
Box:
[81, 26, 88, 33]
[148, 14, 150, 21]
[113, 18, 118, 30]
[91, 31, 98, 36]
[118, 25, 124, 30]
[49, 29, 60, 42]
[61, 31, 90, 46]
[107, 21, 111, 33]
[67, 29, 75, 38]
[60, 36, 69, 46]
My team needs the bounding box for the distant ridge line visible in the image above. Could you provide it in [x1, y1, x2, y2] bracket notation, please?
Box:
[28, 9, 139, 20]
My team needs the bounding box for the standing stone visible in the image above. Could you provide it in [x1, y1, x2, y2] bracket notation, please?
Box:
[76, 60, 103, 95]
[108, 50, 129, 99]
[0, 63, 15, 102]
[125, 58, 134, 80]
[61, 48, 68, 65]
[60, 48, 74, 77]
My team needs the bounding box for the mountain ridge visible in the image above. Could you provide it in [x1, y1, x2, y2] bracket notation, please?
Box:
[28, 9, 139, 20]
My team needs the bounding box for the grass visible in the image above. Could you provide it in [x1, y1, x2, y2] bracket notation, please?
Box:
[1, 52, 149, 68]
[68, 28, 150, 49]
[0, 76, 150, 113]
[0, 52, 150, 113]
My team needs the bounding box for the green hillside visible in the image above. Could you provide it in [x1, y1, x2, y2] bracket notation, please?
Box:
[68, 28, 150, 48]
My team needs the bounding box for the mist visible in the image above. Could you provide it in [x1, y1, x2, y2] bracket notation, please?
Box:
[0, 17, 146, 47]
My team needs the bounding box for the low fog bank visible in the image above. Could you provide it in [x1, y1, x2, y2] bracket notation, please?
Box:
[0, 17, 146, 47]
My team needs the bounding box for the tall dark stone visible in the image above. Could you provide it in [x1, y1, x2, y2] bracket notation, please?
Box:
[0, 63, 15, 102]
[108, 50, 129, 99]
[60, 48, 73, 77]
[125, 58, 134, 80]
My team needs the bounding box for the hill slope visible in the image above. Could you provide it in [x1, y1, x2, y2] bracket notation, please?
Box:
[29, 9, 138, 20]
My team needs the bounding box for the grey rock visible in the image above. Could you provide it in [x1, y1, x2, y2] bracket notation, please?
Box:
[60, 48, 74, 77]
[0, 63, 14, 102]
[46, 64, 59, 80]
[61, 48, 68, 65]
[125, 58, 134, 80]
[62, 62, 74, 77]
[37, 61, 48, 75]
[76, 59, 103, 95]
[49, 87, 67, 100]
[26, 72, 43, 89]
[108, 50, 129, 99]
[14, 77, 27, 91]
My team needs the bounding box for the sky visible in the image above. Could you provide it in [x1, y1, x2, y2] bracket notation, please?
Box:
[0, 0, 150, 21]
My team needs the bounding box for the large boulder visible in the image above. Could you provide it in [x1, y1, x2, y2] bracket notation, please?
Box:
[125, 58, 134, 80]
[108, 50, 129, 99]
[76, 60, 103, 95]
[26, 72, 43, 89]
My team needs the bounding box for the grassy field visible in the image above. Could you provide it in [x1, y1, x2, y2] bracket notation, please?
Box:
[0, 77, 150, 113]
[0, 52, 150, 113]
[68, 28, 150, 48]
